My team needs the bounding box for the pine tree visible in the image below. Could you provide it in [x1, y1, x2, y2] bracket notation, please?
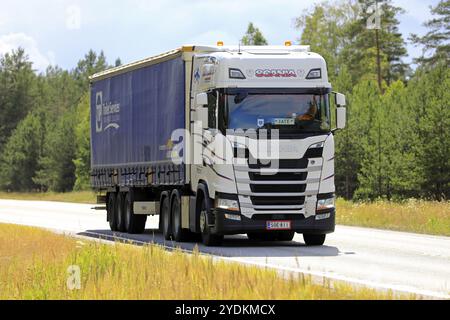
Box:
[408, 62, 450, 200]
[379, 81, 420, 199]
[410, 0, 450, 67]
[0, 111, 46, 191]
[347, 80, 382, 199]
[334, 66, 360, 198]
[295, 0, 357, 84]
[33, 112, 77, 192]
[72, 50, 108, 93]
[73, 94, 91, 190]
[340, 0, 409, 88]
[0, 48, 37, 152]
[241, 23, 268, 45]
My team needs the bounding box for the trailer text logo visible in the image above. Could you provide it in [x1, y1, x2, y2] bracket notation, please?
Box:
[95, 91, 121, 132]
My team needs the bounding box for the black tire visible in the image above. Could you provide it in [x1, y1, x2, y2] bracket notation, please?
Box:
[116, 192, 126, 232]
[161, 195, 172, 241]
[171, 191, 190, 242]
[199, 196, 223, 246]
[303, 234, 326, 246]
[124, 192, 147, 234]
[107, 193, 118, 231]
[277, 231, 295, 241]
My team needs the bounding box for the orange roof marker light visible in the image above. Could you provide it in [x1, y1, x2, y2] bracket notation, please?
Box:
[217, 41, 224, 47]
[285, 41, 292, 47]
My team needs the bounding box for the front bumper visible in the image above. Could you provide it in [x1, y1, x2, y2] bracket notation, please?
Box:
[211, 208, 335, 235]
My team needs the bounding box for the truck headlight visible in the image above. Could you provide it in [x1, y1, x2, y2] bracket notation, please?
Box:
[216, 198, 240, 212]
[317, 197, 335, 211]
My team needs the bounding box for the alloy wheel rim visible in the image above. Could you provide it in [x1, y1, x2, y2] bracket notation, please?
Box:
[200, 210, 206, 233]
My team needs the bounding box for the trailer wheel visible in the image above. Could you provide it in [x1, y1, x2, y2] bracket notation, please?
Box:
[161, 195, 172, 240]
[124, 193, 147, 234]
[107, 193, 118, 231]
[171, 191, 189, 242]
[199, 196, 223, 247]
[303, 234, 326, 246]
[116, 192, 126, 232]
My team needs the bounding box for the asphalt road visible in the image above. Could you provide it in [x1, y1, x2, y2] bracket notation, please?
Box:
[0, 199, 449, 299]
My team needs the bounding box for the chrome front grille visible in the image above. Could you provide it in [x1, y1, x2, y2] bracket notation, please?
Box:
[235, 155, 323, 217]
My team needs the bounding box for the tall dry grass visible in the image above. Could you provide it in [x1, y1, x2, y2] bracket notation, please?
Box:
[0, 224, 411, 300]
[336, 199, 450, 236]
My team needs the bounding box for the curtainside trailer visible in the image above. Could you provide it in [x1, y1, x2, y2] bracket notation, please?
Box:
[90, 44, 347, 246]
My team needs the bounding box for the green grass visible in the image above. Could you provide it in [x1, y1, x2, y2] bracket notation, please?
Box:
[0, 191, 96, 204]
[0, 223, 412, 300]
[336, 198, 450, 236]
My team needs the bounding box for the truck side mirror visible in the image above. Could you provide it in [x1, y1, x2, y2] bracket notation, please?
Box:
[336, 107, 346, 129]
[335, 92, 346, 107]
[196, 92, 208, 107]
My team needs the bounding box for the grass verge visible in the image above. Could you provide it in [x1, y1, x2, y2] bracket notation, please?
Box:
[336, 199, 450, 237]
[0, 223, 412, 300]
[0, 191, 96, 204]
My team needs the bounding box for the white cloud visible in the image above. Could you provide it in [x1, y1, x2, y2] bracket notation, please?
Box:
[66, 5, 82, 30]
[0, 33, 55, 71]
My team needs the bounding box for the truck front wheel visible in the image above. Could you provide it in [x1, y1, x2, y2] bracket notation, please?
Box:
[303, 234, 326, 246]
[171, 191, 190, 242]
[124, 193, 147, 234]
[199, 197, 223, 247]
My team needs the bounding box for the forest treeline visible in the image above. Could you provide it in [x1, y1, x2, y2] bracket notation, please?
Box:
[0, 0, 448, 200]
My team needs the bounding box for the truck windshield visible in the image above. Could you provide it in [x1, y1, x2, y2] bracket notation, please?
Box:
[223, 92, 331, 133]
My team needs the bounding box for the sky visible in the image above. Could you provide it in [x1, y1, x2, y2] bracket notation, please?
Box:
[0, 0, 440, 72]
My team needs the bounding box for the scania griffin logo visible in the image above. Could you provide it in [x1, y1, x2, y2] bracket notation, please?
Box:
[255, 69, 297, 78]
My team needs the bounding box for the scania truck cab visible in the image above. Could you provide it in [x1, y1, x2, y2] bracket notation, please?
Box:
[90, 44, 346, 247]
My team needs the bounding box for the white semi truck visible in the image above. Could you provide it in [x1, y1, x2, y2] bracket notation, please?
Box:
[90, 43, 347, 246]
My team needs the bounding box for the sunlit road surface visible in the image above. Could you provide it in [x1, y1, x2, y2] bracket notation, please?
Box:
[0, 199, 449, 299]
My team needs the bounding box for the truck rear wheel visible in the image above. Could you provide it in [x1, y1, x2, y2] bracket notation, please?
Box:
[199, 197, 223, 247]
[107, 193, 118, 231]
[161, 195, 172, 240]
[303, 234, 326, 246]
[124, 193, 147, 234]
[171, 191, 190, 242]
[116, 192, 126, 232]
